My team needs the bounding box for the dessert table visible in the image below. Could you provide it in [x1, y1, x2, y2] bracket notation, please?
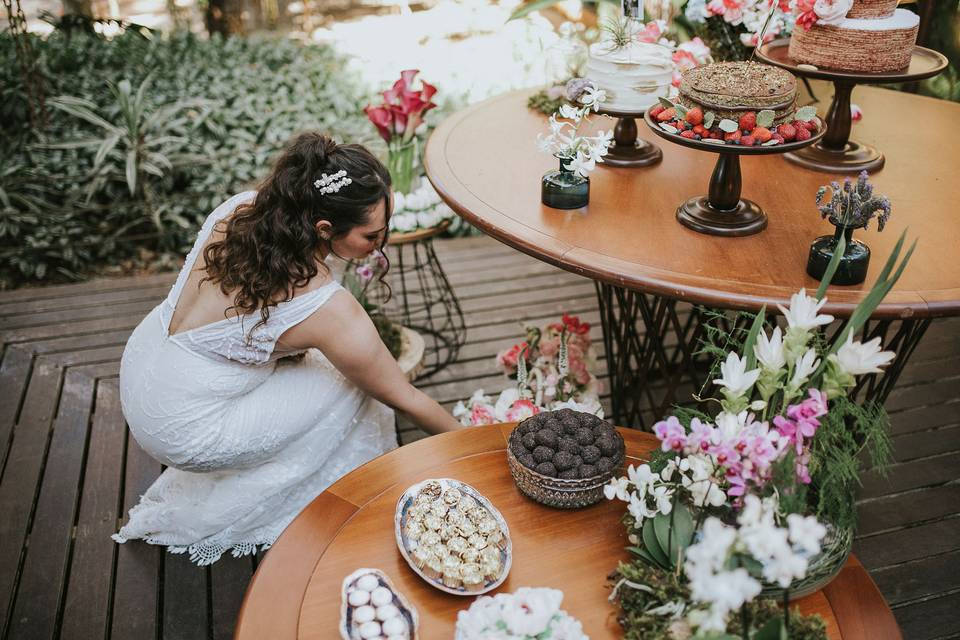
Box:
[234, 424, 901, 639]
[422, 85, 960, 427]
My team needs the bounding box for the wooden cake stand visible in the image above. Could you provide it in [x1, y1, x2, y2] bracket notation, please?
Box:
[596, 105, 663, 168]
[643, 110, 826, 236]
[757, 39, 948, 173]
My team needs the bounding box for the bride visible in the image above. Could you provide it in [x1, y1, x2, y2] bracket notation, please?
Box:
[113, 132, 462, 565]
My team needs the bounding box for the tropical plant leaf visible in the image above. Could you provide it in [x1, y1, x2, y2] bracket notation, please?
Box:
[815, 233, 847, 300]
[641, 519, 670, 569]
[743, 304, 767, 371]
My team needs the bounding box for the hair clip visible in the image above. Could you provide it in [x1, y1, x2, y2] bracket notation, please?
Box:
[314, 169, 352, 195]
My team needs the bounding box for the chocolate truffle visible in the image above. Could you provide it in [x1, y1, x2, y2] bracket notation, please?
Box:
[532, 446, 554, 463]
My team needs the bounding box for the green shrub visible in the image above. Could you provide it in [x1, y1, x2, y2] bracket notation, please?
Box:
[0, 29, 374, 288]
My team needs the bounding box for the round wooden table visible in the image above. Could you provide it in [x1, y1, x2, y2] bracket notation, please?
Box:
[422, 86, 960, 427]
[235, 424, 901, 640]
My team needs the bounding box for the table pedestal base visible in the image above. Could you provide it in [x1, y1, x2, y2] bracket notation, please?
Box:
[604, 139, 663, 168]
[677, 196, 767, 237]
[596, 281, 932, 429]
[784, 140, 885, 174]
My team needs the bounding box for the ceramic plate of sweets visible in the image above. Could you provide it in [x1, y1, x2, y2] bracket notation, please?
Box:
[394, 478, 512, 596]
[339, 568, 418, 640]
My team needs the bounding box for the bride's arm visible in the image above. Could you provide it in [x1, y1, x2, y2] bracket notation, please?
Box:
[280, 291, 463, 436]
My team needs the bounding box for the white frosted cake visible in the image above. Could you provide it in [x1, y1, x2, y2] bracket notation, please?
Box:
[789, 0, 919, 73]
[585, 40, 674, 113]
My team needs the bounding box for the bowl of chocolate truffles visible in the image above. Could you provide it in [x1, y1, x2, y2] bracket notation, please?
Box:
[507, 408, 625, 508]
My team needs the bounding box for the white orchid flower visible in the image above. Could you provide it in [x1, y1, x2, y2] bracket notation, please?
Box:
[581, 84, 607, 110]
[713, 352, 761, 398]
[564, 152, 596, 178]
[754, 326, 786, 372]
[831, 333, 896, 375]
[778, 289, 834, 331]
[604, 476, 631, 502]
[558, 103, 583, 120]
[787, 513, 827, 555]
[790, 347, 820, 388]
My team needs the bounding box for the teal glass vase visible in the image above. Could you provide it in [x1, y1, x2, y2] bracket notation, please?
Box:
[541, 157, 589, 210]
[807, 222, 871, 286]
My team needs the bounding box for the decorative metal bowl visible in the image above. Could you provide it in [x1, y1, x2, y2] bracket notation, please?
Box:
[760, 523, 853, 601]
[394, 478, 512, 596]
[506, 422, 625, 509]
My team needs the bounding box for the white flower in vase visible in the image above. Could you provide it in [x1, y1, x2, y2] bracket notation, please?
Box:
[754, 326, 786, 372]
[778, 289, 835, 331]
[831, 333, 896, 375]
[713, 352, 761, 398]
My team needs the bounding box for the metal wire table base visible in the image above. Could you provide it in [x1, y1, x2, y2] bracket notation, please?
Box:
[372, 236, 467, 380]
[595, 282, 932, 430]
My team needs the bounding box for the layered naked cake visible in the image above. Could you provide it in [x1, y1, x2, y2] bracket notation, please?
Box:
[789, 0, 919, 73]
[585, 39, 674, 113]
[677, 61, 797, 125]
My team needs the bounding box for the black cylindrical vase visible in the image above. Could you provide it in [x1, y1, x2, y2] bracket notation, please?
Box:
[541, 157, 589, 210]
[807, 223, 871, 286]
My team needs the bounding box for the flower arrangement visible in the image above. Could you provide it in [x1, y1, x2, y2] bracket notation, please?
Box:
[816, 170, 891, 231]
[791, 0, 854, 30]
[684, 0, 795, 59]
[341, 251, 403, 359]
[364, 69, 437, 194]
[452, 314, 603, 426]
[388, 177, 455, 234]
[605, 232, 915, 638]
[454, 587, 588, 640]
[536, 80, 612, 177]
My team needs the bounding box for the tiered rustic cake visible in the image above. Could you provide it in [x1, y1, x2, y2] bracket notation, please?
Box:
[677, 61, 798, 125]
[788, 0, 919, 73]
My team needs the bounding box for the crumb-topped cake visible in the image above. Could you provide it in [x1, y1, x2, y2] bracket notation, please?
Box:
[677, 61, 798, 125]
[788, 0, 919, 73]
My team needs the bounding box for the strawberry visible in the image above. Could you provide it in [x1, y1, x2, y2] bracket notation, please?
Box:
[680, 130, 697, 139]
[738, 111, 757, 132]
[656, 108, 676, 122]
[777, 123, 797, 142]
[710, 131, 723, 140]
[771, 133, 785, 144]
[795, 126, 812, 141]
[693, 124, 707, 136]
[685, 107, 704, 126]
[649, 104, 665, 119]
[724, 130, 742, 143]
[740, 135, 756, 147]
[793, 119, 815, 131]
[752, 126, 773, 143]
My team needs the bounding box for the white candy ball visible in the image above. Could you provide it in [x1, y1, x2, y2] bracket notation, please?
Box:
[347, 589, 370, 606]
[376, 604, 399, 621]
[370, 586, 393, 607]
[356, 574, 379, 592]
[382, 616, 406, 635]
[358, 620, 381, 639]
[353, 605, 376, 624]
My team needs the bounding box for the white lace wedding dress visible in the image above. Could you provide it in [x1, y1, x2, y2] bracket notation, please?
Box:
[113, 192, 397, 565]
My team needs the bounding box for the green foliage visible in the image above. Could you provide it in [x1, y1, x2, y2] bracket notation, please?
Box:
[609, 560, 827, 640]
[807, 396, 892, 530]
[527, 88, 567, 116]
[1, 28, 372, 288]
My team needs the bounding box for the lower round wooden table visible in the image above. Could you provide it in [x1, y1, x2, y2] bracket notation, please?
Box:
[235, 424, 901, 639]
[423, 86, 960, 428]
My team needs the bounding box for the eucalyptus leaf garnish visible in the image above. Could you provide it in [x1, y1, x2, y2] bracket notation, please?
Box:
[761, 139, 780, 146]
[795, 105, 817, 121]
[702, 138, 727, 145]
[704, 111, 716, 129]
[757, 110, 775, 128]
[718, 119, 739, 133]
[659, 123, 679, 134]
[658, 97, 676, 110]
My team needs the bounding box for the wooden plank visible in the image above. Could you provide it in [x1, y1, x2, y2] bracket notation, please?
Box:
[110, 433, 163, 640]
[891, 423, 960, 463]
[0, 358, 62, 634]
[858, 484, 960, 537]
[163, 553, 210, 640]
[871, 549, 960, 606]
[5, 368, 96, 640]
[59, 380, 126, 640]
[0, 299, 166, 332]
[0, 345, 33, 472]
[889, 400, 960, 436]
[0, 284, 169, 318]
[0, 273, 174, 304]
[0, 313, 147, 347]
[860, 451, 960, 496]
[890, 592, 960, 640]
[18, 330, 134, 357]
[210, 556, 254, 640]
[855, 517, 960, 570]
[886, 378, 960, 413]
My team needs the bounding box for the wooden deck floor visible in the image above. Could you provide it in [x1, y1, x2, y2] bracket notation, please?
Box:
[1, 235, 958, 640]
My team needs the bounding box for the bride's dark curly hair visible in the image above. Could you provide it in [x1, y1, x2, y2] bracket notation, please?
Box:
[202, 132, 392, 334]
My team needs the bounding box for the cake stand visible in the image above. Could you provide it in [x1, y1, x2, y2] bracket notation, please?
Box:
[644, 111, 826, 237]
[757, 38, 947, 173]
[596, 105, 663, 167]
